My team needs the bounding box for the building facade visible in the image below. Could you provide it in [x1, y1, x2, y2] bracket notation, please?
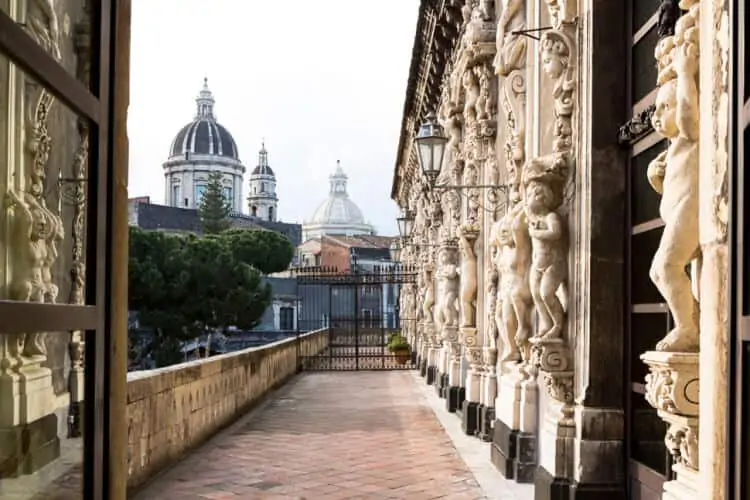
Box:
[164, 79, 246, 213]
[392, 1, 732, 499]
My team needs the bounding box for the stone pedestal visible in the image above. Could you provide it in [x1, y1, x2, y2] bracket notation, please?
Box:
[461, 342, 482, 436]
[642, 351, 700, 499]
[0, 347, 60, 477]
[491, 367, 536, 481]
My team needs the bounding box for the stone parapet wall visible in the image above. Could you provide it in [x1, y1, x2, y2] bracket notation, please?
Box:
[125, 329, 328, 491]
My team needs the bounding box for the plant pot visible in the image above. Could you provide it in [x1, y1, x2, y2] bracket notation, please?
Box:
[393, 351, 411, 365]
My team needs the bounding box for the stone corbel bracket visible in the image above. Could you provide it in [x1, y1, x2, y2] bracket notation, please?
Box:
[641, 351, 699, 470]
[532, 341, 574, 417]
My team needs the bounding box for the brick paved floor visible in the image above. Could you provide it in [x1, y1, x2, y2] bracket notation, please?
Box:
[135, 372, 486, 500]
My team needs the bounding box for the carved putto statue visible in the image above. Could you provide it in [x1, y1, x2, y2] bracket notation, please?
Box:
[494, 0, 527, 76]
[646, 12, 700, 352]
[523, 159, 568, 343]
[462, 71, 480, 124]
[435, 246, 459, 329]
[422, 266, 436, 325]
[458, 231, 478, 328]
[492, 191, 533, 361]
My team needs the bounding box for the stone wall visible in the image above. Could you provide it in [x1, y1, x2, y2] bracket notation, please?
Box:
[125, 328, 328, 491]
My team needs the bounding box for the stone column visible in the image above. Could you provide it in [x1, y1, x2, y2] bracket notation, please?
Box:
[488, 0, 537, 480]
[641, 1, 702, 498]
[522, 1, 580, 492]
[696, 2, 729, 497]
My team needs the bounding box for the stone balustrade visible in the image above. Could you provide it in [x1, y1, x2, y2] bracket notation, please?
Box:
[125, 328, 328, 491]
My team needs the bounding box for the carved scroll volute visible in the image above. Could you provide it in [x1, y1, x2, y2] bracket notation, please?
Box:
[539, 30, 576, 154]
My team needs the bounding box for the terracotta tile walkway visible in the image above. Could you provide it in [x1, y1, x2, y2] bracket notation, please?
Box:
[135, 372, 486, 500]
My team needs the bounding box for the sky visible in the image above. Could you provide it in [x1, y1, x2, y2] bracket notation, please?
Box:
[127, 0, 420, 237]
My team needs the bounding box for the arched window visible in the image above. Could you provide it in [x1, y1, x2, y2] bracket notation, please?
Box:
[261, 183, 266, 193]
[268, 206, 274, 221]
[251, 206, 257, 217]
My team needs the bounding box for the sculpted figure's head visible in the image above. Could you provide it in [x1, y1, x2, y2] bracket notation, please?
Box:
[540, 32, 570, 80]
[498, 216, 513, 247]
[652, 79, 678, 138]
[525, 180, 557, 214]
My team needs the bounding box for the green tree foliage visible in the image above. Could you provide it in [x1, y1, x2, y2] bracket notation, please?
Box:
[128, 226, 288, 367]
[223, 228, 295, 274]
[198, 172, 232, 234]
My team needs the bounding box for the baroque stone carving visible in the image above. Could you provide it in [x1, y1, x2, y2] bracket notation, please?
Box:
[458, 226, 478, 328]
[522, 17, 577, 408]
[524, 157, 568, 343]
[642, 351, 699, 470]
[436, 242, 459, 329]
[491, 196, 533, 363]
[540, 30, 576, 153]
[647, 4, 700, 352]
[421, 265, 436, 325]
[6, 0, 65, 358]
[494, 0, 526, 76]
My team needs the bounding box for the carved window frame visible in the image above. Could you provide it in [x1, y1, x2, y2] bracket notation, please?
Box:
[0, 1, 116, 498]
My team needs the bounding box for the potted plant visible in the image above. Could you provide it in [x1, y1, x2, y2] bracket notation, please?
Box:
[387, 334, 411, 365]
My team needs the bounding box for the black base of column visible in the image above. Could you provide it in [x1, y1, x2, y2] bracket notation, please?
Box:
[419, 358, 427, 377]
[410, 350, 417, 365]
[435, 373, 448, 398]
[461, 400, 480, 435]
[0, 413, 60, 478]
[534, 467, 570, 500]
[490, 419, 536, 483]
[446, 386, 464, 413]
[477, 405, 494, 442]
[490, 418, 517, 479]
[426, 365, 436, 385]
[534, 466, 625, 500]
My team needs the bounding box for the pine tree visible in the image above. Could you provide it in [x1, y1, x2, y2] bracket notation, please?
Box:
[198, 172, 232, 234]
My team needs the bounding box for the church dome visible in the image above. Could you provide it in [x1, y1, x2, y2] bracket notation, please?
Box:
[309, 162, 365, 225]
[168, 78, 239, 160]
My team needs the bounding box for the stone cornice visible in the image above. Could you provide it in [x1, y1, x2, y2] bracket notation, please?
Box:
[390, 0, 464, 204]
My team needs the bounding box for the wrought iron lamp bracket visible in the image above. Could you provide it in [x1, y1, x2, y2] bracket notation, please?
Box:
[510, 26, 553, 41]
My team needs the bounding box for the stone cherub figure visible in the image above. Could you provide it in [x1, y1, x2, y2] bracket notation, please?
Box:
[435, 247, 459, 328]
[523, 158, 568, 342]
[422, 266, 436, 325]
[494, 0, 527, 76]
[458, 231, 478, 328]
[492, 190, 533, 361]
[646, 17, 700, 353]
[462, 70, 480, 123]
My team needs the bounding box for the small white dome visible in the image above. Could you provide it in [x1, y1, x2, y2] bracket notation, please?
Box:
[311, 196, 365, 225]
[308, 161, 365, 225]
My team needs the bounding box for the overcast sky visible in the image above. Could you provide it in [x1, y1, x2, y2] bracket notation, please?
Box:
[126, 0, 419, 237]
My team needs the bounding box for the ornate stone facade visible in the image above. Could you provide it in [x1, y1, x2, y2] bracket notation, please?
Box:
[393, 0, 733, 498]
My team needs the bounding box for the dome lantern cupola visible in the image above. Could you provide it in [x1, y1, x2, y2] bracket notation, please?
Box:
[195, 77, 216, 118]
[329, 160, 348, 195]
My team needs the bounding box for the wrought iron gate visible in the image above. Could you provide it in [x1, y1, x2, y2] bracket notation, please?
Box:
[294, 265, 417, 371]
